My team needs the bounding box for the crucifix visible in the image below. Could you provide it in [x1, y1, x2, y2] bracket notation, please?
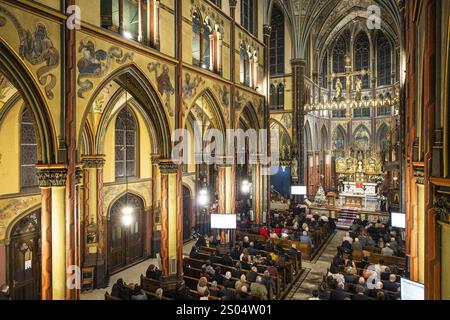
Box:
[327, 54, 370, 116]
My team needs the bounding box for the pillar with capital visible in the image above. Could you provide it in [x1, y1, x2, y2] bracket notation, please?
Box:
[36, 165, 68, 300]
[263, 24, 272, 220]
[81, 155, 107, 288]
[159, 159, 182, 283]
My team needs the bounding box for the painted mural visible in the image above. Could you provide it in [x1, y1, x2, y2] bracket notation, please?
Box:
[0, 5, 59, 100]
[147, 62, 175, 116]
[182, 73, 205, 100]
[77, 39, 134, 98]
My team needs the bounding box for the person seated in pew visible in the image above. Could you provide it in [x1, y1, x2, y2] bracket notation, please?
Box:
[388, 237, 400, 255]
[0, 284, 9, 301]
[235, 274, 249, 292]
[343, 232, 353, 244]
[383, 274, 401, 292]
[111, 278, 132, 300]
[262, 270, 276, 294]
[195, 235, 208, 248]
[148, 288, 164, 300]
[374, 259, 388, 273]
[329, 282, 349, 300]
[308, 290, 320, 301]
[236, 286, 250, 300]
[240, 249, 253, 265]
[344, 267, 358, 284]
[209, 281, 220, 297]
[212, 266, 223, 285]
[250, 276, 268, 300]
[246, 266, 258, 283]
[248, 242, 258, 255]
[222, 253, 234, 266]
[202, 260, 215, 275]
[230, 246, 242, 261]
[200, 290, 211, 300]
[287, 244, 298, 258]
[331, 252, 345, 269]
[223, 272, 235, 289]
[231, 262, 242, 279]
[131, 285, 148, 301]
[356, 256, 370, 269]
[318, 282, 331, 300]
[352, 238, 363, 252]
[243, 236, 250, 248]
[376, 291, 386, 300]
[197, 277, 209, 296]
[300, 231, 313, 246]
[146, 264, 162, 281]
[266, 261, 278, 277]
[367, 281, 384, 299]
[200, 267, 212, 282]
[381, 243, 395, 257]
[189, 245, 201, 260]
[351, 285, 371, 300]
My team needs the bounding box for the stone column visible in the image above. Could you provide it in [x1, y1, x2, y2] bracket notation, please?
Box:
[36, 166, 68, 300]
[81, 156, 106, 288]
[291, 59, 306, 196]
[263, 24, 272, 218]
[148, 155, 160, 257]
[159, 160, 181, 278]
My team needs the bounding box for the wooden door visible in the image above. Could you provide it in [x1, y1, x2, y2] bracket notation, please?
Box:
[109, 194, 144, 273]
[9, 210, 41, 300]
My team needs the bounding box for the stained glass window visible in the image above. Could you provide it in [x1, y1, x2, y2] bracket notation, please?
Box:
[21, 108, 38, 189]
[115, 107, 137, 179]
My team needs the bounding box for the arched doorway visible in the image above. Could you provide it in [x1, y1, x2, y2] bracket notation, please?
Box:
[8, 209, 41, 300]
[183, 186, 192, 242]
[108, 193, 145, 273]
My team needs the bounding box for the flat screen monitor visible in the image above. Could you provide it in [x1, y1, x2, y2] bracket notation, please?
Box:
[291, 186, 307, 195]
[401, 278, 424, 300]
[211, 214, 237, 229]
[392, 212, 406, 229]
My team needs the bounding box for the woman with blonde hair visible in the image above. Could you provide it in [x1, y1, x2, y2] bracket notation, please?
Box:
[197, 277, 208, 295]
[235, 274, 248, 292]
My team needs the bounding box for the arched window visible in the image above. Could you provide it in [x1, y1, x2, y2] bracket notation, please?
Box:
[241, 0, 256, 35]
[321, 55, 328, 88]
[202, 24, 211, 70]
[270, 84, 277, 109]
[115, 107, 137, 179]
[277, 83, 285, 108]
[270, 5, 285, 75]
[354, 32, 370, 88]
[354, 107, 371, 118]
[240, 45, 250, 86]
[377, 33, 392, 86]
[333, 35, 346, 87]
[21, 108, 38, 189]
[192, 12, 202, 67]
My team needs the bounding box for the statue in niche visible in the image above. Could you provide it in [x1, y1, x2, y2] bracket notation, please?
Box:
[291, 158, 298, 180]
[355, 77, 362, 100]
[335, 79, 343, 100]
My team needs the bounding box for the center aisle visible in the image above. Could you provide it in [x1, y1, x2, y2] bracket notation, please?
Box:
[288, 230, 345, 300]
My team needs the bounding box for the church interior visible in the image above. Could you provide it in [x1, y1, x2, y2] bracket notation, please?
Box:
[0, 0, 449, 301]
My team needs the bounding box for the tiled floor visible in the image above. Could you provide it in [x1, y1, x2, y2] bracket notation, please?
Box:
[288, 230, 345, 300]
[81, 233, 343, 301]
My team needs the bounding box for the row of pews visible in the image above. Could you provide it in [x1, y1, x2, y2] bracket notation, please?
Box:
[236, 222, 333, 261]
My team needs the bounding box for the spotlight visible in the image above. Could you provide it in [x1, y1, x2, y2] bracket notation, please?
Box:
[121, 213, 134, 227]
[241, 180, 250, 194]
[122, 206, 134, 215]
[198, 188, 209, 207]
[123, 31, 133, 39]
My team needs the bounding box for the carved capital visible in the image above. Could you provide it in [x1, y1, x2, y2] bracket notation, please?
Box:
[82, 156, 106, 169]
[263, 24, 272, 37]
[75, 165, 84, 186]
[435, 195, 450, 222]
[36, 166, 68, 188]
[159, 160, 178, 174]
[229, 0, 237, 9]
[151, 154, 161, 165]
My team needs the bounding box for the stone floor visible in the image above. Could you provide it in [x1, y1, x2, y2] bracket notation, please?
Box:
[81, 233, 343, 301]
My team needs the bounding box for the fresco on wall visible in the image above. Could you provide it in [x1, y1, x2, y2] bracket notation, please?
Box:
[148, 62, 175, 116]
[77, 39, 134, 98]
[182, 73, 205, 100]
[213, 84, 230, 108]
[0, 72, 11, 101]
[0, 6, 59, 100]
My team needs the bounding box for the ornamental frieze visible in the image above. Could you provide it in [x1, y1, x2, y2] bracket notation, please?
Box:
[36, 167, 68, 188]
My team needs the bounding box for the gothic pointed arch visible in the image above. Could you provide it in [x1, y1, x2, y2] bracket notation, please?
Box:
[0, 42, 56, 164]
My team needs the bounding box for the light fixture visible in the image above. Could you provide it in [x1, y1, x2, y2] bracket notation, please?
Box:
[122, 206, 134, 215]
[241, 180, 250, 194]
[121, 211, 134, 227]
[198, 188, 209, 207]
[123, 31, 133, 40]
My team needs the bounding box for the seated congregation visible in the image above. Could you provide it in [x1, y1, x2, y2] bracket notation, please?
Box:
[314, 219, 405, 300]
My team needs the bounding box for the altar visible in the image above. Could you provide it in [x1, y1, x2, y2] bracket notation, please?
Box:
[342, 182, 377, 196]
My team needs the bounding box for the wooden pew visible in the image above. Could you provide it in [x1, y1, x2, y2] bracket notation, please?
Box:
[105, 292, 121, 300]
[183, 276, 251, 300]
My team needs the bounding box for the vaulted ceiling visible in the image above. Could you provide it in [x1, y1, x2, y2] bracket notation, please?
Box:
[267, 0, 403, 58]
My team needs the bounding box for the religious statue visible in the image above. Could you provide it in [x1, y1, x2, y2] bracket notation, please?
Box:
[355, 76, 362, 100]
[335, 78, 343, 100]
[291, 158, 298, 180]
